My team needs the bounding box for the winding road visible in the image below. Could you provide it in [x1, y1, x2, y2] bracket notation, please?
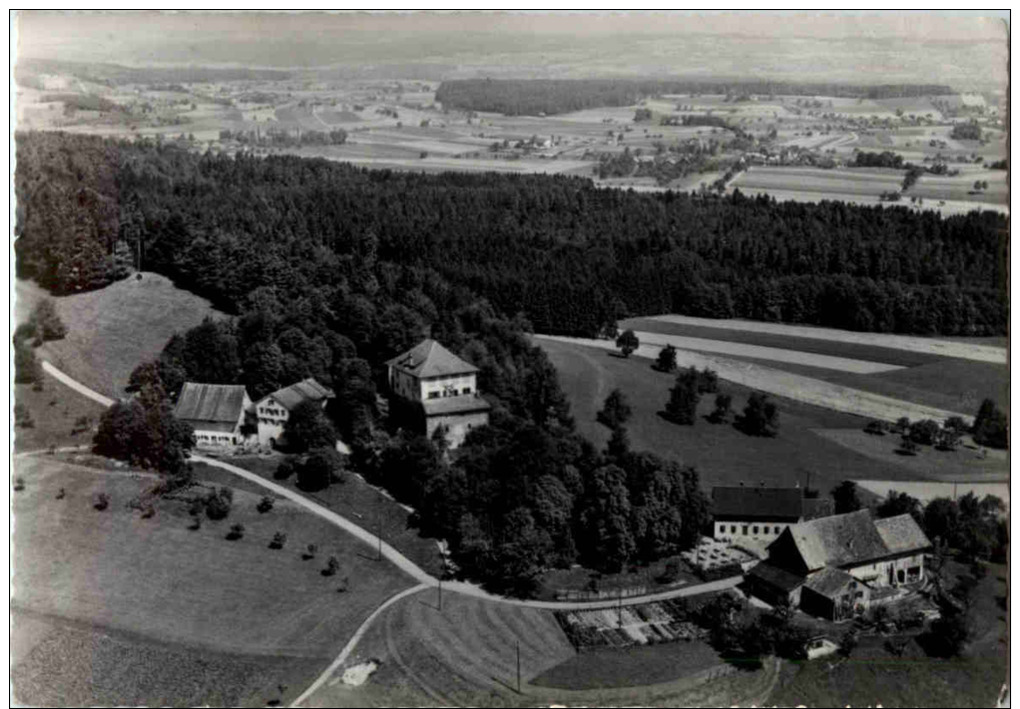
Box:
[24, 360, 745, 705]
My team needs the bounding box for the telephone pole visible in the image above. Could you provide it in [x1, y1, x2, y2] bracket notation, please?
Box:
[516, 640, 521, 693]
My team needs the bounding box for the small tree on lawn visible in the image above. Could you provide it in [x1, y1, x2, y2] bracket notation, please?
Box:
[597, 388, 632, 429]
[256, 495, 274, 513]
[30, 299, 68, 341]
[864, 420, 887, 436]
[891, 416, 911, 435]
[708, 393, 732, 423]
[738, 392, 779, 437]
[269, 532, 287, 549]
[897, 435, 920, 456]
[226, 523, 245, 541]
[323, 555, 340, 577]
[972, 398, 1008, 449]
[655, 344, 677, 372]
[908, 419, 940, 446]
[615, 329, 639, 358]
[664, 368, 700, 425]
[697, 368, 719, 394]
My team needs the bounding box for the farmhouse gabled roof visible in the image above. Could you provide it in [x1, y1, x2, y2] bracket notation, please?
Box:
[786, 509, 889, 571]
[785, 509, 927, 572]
[712, 486, 807, 521]
[260, 377, 334, 410]
[386, 339, 479, 378]
[174, 383, 249, 424]
[874, 514, 932, 556]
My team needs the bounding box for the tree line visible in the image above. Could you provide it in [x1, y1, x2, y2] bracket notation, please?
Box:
[435, 79, 954, 116]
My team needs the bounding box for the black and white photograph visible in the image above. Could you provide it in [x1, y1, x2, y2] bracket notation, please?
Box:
[9, 10, 1010, 707]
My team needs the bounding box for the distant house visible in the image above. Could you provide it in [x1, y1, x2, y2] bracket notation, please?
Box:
[174, 383, 253, 448]
[746, 510, 932, 620]
[711, 485, 832, 547]
[386, 339, 491, 448]
[253, 377, 335, 448]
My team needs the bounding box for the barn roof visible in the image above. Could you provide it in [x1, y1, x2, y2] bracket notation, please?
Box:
[261, 377, 334, 410]
[803, 567, 858, 598]
[422, 394, 492, 417]
[787, 510, 890, 571]
[747, 562, 805, 593]
[712, 486, 807, 521]
[386, 339, 479, 378]
[174, 383, 249, 424]
[874, 514, 932, 555]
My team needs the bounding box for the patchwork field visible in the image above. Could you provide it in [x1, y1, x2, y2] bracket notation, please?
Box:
[14, 273, 223, 398]
[11, 456, 414, 706]
[635, 315, 1007, 364]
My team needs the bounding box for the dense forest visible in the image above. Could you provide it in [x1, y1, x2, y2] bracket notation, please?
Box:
[435, 79, 955, 115]
[15, 132, 1008, 339]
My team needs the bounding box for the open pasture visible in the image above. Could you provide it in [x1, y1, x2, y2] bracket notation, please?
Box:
[535, 336, 923, 494]
[11, 456, 414, 706]
[15, 273, 224, 398]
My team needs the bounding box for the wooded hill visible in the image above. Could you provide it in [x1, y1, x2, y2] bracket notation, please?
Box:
[435, 78, 955, 115]
[15, 131, 1007, 339]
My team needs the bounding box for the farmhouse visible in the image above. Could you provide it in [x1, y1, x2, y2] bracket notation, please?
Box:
[711, 485, 832, 548]
[746, 510, 932, 620]
[173, 382, 253, 447]
[253, 377, 335, 447]
[386, 338, 490, 448]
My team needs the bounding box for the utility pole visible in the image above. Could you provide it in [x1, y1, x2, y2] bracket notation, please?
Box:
[516, 640, 521, 694]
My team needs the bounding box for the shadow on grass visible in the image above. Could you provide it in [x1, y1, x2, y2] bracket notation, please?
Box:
[607, 351, 630, 359]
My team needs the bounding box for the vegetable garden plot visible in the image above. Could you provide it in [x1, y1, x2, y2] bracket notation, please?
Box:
[555, 602, 710, 651]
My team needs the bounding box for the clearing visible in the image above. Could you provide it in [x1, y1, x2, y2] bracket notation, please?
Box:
[14, 273, 224, 398]
[536, 334, 972, 425]
[11, 456, 413, 706]
[535, 336, 922, 495]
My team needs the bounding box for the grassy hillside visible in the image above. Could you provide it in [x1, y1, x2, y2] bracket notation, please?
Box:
[11, 457, 413, 707]
[537, 338, 924, 496]
[12, 380, 107, 453]
[15, 273, 223, 398]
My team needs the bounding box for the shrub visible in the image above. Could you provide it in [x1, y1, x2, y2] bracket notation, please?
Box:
[256, 495, 274, 513]
[269, 531, 287, 550]
[597, 389, 632, 429]
[664, 368, 700, 425]
[864, 419, 887, 436]
[55, 487, 65, 500]
[696, 368, 719, 394]
[297, 448, 345, 491]
[226, 523, 245, 540]
[189, 517, 202, 531]
[274, 459, 296, 480]
[615, 329, 639, 357]
[94, 492, 110, 510]
[141, 505, 156, 519]
[13, 477, 25, 492]
[654, 344, 677, 372]
[908, 419, 940, 446]
[322, 555, 340, 576]
[708, 393, 732, 424]
[205, 488, 233, 520]
[897, 436, 920, 456]
[303, 543, 318, 560]
[738, 392, 780, 437]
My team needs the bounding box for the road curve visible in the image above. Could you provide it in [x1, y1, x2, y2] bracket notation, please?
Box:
[30, 359, 743, 609]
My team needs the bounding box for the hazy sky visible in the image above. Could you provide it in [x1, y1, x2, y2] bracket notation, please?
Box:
[14, 11, 1009, 88]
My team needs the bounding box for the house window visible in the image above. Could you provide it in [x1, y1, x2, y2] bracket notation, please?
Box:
[428, 392, 440, 399]
[463, 387, 472, 395]
[753, 526, 759, 535]
[730, 525, 736, 534]
[742, 526, 748, 535]
[763, 526, 770, 534]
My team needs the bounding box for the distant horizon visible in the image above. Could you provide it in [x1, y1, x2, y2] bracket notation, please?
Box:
[14, 11, 1009, 91]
